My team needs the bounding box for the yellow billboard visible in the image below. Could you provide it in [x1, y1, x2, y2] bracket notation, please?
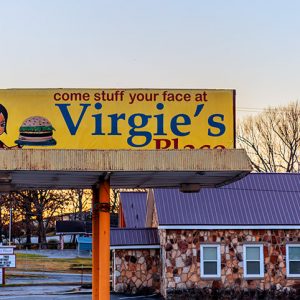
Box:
[0, 89, 235, 150]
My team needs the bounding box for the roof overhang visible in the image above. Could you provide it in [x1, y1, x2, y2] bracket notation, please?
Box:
[158, 225, 300, 230]
[111, 245, 160, 250]
[0, 149, 251, 191]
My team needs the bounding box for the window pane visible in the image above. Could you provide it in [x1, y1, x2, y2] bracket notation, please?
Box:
[246, 247, 260, 260]
[247, 261, 260, 275]
[289, 247, 300, 260]
[203, 247, 217, 260]
[204, 262, 217, 275]
[290, 261, 300, 274]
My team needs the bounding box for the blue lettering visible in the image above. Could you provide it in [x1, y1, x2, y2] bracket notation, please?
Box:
[108, 113, 126, 135]
[170, 114, 191, 136]
[55, 103, 90, 135]
[208, 114, 225, 136]
[194, 104, 204, 117]
[92, 103, 104, 135]
[127, 113, 152, 147]
[153, 103, 166, 136]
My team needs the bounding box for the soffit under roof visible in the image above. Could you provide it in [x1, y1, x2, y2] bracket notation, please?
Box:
[0, 149, 251, 191]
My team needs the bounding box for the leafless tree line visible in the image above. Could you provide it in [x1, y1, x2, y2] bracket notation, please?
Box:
[0, 187, 141, 247]
[237, 101, 300, 172]
[0, 189, 93, 246]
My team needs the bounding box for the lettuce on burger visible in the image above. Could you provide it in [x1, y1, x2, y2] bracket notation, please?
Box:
[15, 116, 57, 146]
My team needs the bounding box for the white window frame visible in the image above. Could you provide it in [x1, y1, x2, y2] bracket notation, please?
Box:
[286, 244, 300, 278]
[243, 244, 264, 278]
[200, 244, 221, 278]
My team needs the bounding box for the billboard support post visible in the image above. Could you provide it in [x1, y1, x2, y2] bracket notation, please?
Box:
[92, 187, 100, 299]
[92, 179, 110, 300]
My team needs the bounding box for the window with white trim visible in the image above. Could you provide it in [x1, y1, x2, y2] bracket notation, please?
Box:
[286, 245, 300, 277]
[243, 244, 264, 278]
[200, 244, 221, 278]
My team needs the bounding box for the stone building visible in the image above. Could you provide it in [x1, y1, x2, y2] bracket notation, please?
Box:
[111, 174, 300, 298]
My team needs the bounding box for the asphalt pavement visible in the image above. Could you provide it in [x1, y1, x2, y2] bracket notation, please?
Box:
[2, 271, 161, 299]
[0, 285, 89, 299]
[0, 295, 161, 300]
[2, 250, 162, 299]
[0, 285, 161, 300]
[6, 271, 92, 285]
[0, 296, 91, 300]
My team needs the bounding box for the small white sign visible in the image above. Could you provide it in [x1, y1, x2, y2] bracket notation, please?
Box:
[0, 255, 15, 268]
[0, 269, 3, 284]
[0, 248, 14, 255]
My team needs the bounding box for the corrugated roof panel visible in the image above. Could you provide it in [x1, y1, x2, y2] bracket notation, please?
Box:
[154, 173, 300, 226]
[110, 228, 159, 246]
[120, 192, 147, 228]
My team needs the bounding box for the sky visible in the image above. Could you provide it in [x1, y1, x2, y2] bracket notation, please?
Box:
[0, 0, 300, 119]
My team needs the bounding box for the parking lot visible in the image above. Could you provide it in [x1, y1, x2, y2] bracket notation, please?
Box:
[0, 284, 162, 300]
[0, 291, 162, 300]
[111, 295, 161, 300]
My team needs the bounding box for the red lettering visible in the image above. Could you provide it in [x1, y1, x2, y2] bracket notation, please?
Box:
[154, 138, 172, 149]
[184, 144, 195, 149]
[54, 93, 61, 101]
[154, 138, 179, 149]
[214, 145, 225, 149]
[200, 145, 211, 149]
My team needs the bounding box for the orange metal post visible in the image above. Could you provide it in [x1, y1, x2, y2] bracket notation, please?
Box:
[92, 187, 100, 300]
[98, 180, 110, 299]
[92, 180, 111, 300]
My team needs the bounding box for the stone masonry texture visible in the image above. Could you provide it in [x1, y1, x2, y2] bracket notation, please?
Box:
[114, 249, 161, 294]
[161, 229, 300, 298]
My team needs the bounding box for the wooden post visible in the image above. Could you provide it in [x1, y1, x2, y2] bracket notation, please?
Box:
[92, 180, 110, 300]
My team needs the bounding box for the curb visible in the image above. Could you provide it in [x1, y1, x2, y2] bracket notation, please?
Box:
[1, 282, 90, 287]
[53, 290, 92, 295]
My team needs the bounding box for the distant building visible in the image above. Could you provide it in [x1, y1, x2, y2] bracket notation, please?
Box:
[111, 174, 300, 298]
[56, 214, 118, 254]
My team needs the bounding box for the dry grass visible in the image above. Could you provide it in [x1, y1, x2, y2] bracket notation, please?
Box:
[14, 253, 92, 273]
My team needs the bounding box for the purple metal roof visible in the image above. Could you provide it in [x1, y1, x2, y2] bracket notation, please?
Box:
[120, 192, 147, 228]
[154, 173, 300, 226]
[110, 228, 159, 246]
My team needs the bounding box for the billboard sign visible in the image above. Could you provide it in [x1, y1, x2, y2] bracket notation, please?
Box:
[0, 247, 14, 255]
[0, 89, 235, 150]
[0, 255, 15, 268]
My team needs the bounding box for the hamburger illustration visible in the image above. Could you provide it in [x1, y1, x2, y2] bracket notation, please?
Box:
[15, 116, 57, 146]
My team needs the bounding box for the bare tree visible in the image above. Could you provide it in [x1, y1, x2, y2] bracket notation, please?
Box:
[6, 192, 34, 245]
[66, 189, 92, 220]
[110, 189, 120, 213]
[13, 190, 68, 246]
[237, 101, 300, 172]
[0, 187, 147, 247]
[0, 194, 11, 243]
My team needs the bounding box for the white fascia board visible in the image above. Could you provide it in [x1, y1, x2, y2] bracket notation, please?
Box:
[110, 245, 160, 250]
[56, 232, 86, 235]
[158, 225, 300, 230]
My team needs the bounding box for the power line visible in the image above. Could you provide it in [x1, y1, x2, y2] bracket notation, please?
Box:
[236, 107, 300, 113]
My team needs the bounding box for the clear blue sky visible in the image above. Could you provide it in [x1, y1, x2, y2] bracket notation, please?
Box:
[0, 0, 299, 118]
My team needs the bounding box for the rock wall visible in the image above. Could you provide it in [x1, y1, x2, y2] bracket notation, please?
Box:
[161, 229, 300, 297]
[113, 249, 161, 294]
